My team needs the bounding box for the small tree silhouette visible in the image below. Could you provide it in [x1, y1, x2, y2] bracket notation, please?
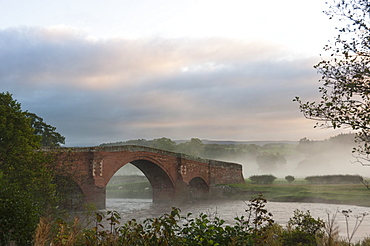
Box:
[285, 175, 295, 184]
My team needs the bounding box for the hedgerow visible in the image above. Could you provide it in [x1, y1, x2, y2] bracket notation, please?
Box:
[249, 174, 277, 184]
[305, 175, 363, 184]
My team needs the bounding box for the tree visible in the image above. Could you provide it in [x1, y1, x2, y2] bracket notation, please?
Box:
[151, 137, 176, 151]
[0, 92, 66, 245]
[0, 93, 40, 160]
[27, 112, 65, 147]
[294, 0, 370, 164]
[177, 138, 204, 157]
[285, 175, 295, 184]
[256, 152, 286, 172]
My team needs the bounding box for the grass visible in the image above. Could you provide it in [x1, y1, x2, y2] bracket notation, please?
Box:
[229, 180, 370, 207]
[106, 177, 370, 207]
[106, 181, 152, 199]
[106, 181, 151, 191]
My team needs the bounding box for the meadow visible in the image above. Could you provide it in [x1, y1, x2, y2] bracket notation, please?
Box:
[229, 178, 370, 207]
[107, 177, 370, 207]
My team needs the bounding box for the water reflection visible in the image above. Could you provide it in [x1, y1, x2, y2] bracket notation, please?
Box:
[106, 198, 370, 241]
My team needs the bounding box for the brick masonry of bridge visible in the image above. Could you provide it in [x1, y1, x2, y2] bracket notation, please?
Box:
[52, 145, 245, 209]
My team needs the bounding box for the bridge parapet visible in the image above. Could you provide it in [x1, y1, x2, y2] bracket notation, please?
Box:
[45, 145, 235, 165]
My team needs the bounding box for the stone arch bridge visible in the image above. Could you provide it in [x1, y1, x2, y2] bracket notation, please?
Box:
[53, 145, 244, 209]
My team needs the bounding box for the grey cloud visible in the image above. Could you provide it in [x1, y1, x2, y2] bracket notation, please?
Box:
[0, 27, 328, 146]
[0, 27, 288, 87]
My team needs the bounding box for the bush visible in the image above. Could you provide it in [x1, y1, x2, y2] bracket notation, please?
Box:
[249, 174, 277, 184]
[280, 209, 325, 246]
[285, 175, 295, 184]
[305, 175, 363, 184]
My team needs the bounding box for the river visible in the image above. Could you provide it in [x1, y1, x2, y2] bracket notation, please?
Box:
[106, 198, 370, 242]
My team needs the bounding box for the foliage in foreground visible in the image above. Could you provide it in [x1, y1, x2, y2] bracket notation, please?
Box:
[33, 195, 370, 246]
[0, 92, 74, 245]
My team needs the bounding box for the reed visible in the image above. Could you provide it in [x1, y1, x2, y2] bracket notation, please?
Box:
[34, 217, 52, 246]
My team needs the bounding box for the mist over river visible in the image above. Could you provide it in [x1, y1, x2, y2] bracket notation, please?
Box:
[106, 198, 370, 242]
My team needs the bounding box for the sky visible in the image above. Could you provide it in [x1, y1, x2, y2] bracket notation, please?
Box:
[0, 0, 349, 146]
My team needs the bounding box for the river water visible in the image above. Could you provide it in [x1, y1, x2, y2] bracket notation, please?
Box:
[106, 198, 370, 242]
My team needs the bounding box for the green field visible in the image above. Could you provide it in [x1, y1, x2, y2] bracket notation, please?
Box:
[107, 181, 152, 199]
[229, 179, 370, 207]
[107, 178, 370, 207]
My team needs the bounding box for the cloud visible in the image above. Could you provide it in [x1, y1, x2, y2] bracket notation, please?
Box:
[0, 26, 333, 146]
[0, 27, 289, 87]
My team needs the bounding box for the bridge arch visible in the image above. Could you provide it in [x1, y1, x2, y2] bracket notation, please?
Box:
[54, 175, 85, 209]
[103, 155, 175, 186]
[129, 160, 175, 201]
[103, 154, 176, 202]
[189, 177, 209, 198]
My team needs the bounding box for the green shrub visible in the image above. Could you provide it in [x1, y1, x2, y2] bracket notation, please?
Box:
[280, 209, 325, 246]
[285, 175, 295, 184]
[249, 174, 277, 184]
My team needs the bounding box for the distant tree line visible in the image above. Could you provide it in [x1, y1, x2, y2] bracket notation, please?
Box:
[295, 133, 357, 173]
[296, 134, 356, 157]
[101, 135, 358, 174]
[101, 137, 262, 159]
[100, 137, 292, 172]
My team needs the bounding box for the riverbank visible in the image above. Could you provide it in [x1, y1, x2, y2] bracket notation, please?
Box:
[228, 181, 370, 207]
[107, 178, 370, 207]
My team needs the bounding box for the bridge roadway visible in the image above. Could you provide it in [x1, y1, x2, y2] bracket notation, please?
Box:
[51, 145, 245, 209]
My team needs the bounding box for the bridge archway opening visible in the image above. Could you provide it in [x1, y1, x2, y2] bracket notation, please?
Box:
[189, 177, 209, 199]
[107, 163, 152, 199]
[130, 159, 175, 202]
[107, 160, 175, 202]
[54, 175, 85, 209]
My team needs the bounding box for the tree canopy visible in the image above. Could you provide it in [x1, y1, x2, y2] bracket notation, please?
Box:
[295, 0, 370, 164]
[27, 112, 65, 147]
[0, 92, 67, 245]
